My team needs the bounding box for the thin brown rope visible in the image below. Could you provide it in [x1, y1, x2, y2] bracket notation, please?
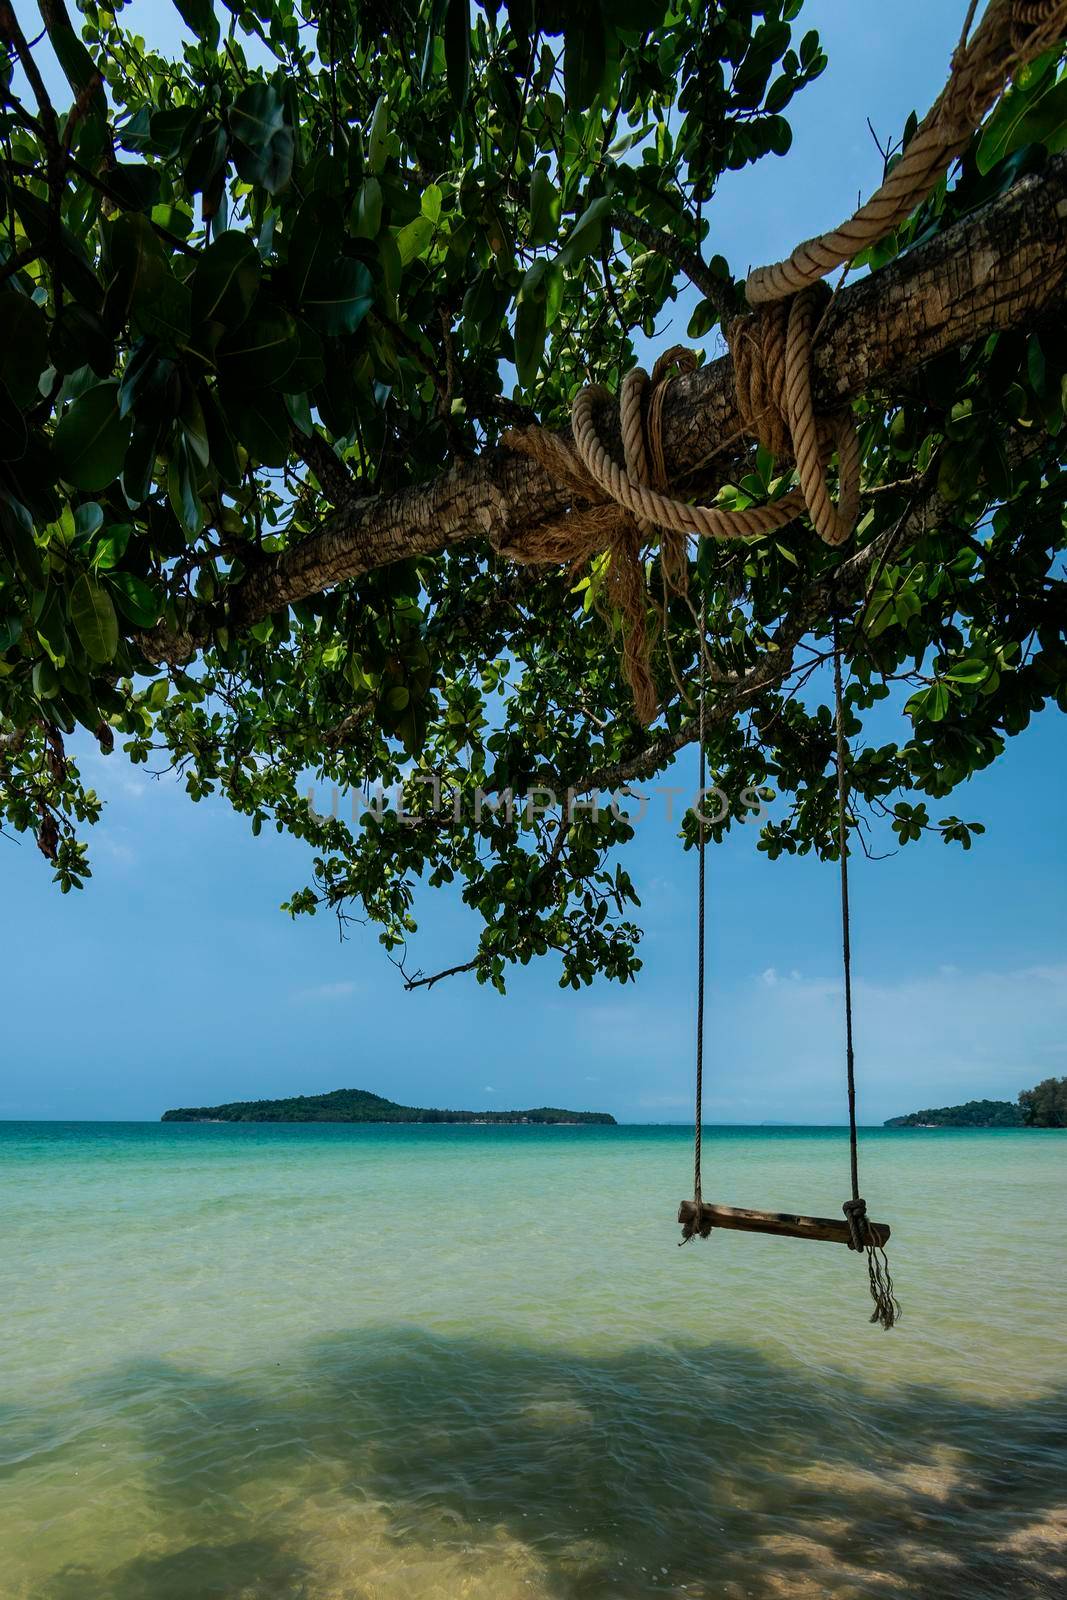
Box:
[680, 594, 713, 1245]
[834, 620, 901, 1330]
[746, 0, 1067, 304]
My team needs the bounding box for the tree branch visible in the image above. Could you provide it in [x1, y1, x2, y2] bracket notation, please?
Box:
[403, 957, 479, 991]
[136, 155, 1067, 666]
[609, 207, 734, 319]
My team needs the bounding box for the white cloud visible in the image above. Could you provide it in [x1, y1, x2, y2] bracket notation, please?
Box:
[291, 980, 357, 1003]
[719, 960, 1067, 1123]
[577, 960, 1066, 1123]
[98, 837, 136, 865]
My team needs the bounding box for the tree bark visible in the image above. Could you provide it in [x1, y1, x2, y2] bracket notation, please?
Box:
[140, 155, 1067, 665]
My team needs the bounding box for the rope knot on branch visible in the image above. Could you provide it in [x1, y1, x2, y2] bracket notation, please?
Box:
[503, 346, 697, 724]
[502, 307, 863, 720]
[726, 283, 861, 550]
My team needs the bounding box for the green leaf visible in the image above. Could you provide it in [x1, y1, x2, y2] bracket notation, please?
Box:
[396, 215, 435, 266]
[302, 259, 374, 336]
[171, 0, 220, 47]
[515, 263, 548, 389]
[167, 438, 204, 536]
[564, 11, 607, 110]
[928, 681, 950, 722]
[183, 118, 228, 195]
[559, 194, 613, 267]
[529, 168, 560, 246]
[1, 292, 49, 406]
[601, 0, 667, 24]
[977, 75, 1067, 174]
[367, 95, 390, 174]
[217, 304, 300, 387]
[91, 524, 133, 570]
[906, 681, 950, 724]
[228, 83, 294, 194]
[70, 574, 120, 663]
[33, 657, 60, 699]
[192, 231, 261, 331]
[104, 213, 190, 348]
[106, 162, 162, 213]
[50, 304, 114, 379]
[946, 658, 990, 685]
[107, 571, 162, 627]
[0, 493, 44, 589]
[445, 0, 471, 110]
[543, 258, 565, 327]
[0, 382, 27, 462]
[283, 321, 326, 392]
[53, 383, 133, 492]
[222, 386, 291, 466]
[687, 298, 716, 340]
[355, 177, 383, 239]
[287, 198, 341, 302]
[199, 385, 243, 485]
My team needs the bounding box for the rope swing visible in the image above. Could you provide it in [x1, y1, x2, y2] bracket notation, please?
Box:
[678, 615, 900, 1331]
[505, 0, 1064, 1323]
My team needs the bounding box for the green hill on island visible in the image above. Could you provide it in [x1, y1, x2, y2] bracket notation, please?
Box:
[885, 1077, 1067, 1128]
[161, 1088, 616, 1126]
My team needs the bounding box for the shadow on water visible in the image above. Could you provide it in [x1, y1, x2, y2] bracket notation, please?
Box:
[25, 1329, 1067, 1600]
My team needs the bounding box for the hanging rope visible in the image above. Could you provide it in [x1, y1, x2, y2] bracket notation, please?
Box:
[680, 596, 713, 1244]
[833, 619, 901, 1330]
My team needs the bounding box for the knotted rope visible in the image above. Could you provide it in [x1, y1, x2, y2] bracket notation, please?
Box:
[501, 0, 1065, 720]
[505, 347, 700, 724]
[506, 290, 860, 718]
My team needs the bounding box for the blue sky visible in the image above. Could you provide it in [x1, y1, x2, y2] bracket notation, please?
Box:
[4, 2, 1064, 1123]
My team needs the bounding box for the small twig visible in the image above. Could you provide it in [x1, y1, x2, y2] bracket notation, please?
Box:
[404, 956, 479, 991]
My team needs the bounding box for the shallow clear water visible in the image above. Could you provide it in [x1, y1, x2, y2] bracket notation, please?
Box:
[1, 1121, 1065, 1600]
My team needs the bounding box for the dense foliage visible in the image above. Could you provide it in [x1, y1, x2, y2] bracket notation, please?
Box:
[1, 1, 1065, 991]
[1018, 1075, 1067, 1127]
[885, 1077, 1067, 1127]
[161, 1086, 616, 1122]
[884, 1098, 1025, 1128]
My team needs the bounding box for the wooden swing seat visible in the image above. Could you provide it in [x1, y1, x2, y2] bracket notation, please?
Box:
[678, 1199, 890, 1247]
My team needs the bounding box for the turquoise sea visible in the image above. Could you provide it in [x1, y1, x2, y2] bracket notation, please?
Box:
[1, 1121, 1065, 1599]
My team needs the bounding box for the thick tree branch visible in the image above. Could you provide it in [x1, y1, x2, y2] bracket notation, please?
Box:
[138, 155, 1067, 666]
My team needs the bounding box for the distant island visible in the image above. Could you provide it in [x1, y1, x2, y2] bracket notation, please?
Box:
[885, 1077, 1066, 1129]
[161, 1087, 616, 1126]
